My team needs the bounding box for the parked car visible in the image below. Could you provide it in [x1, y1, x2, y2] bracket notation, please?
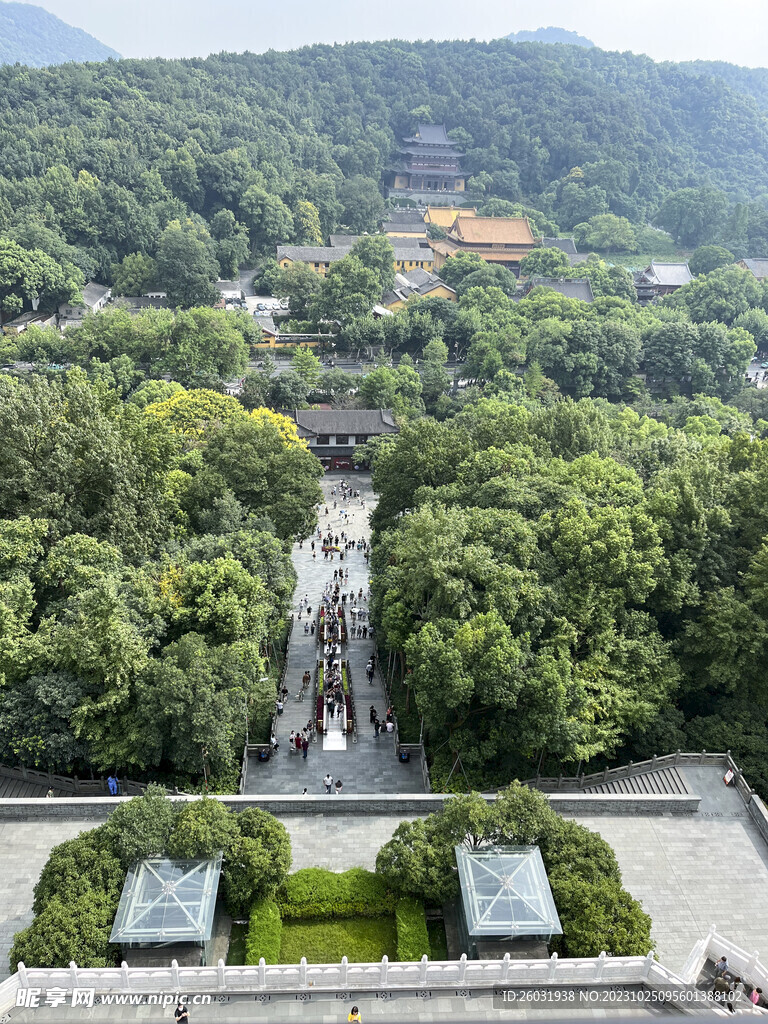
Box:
[280, 298, 289, 309]
[257, 302, 266, 311]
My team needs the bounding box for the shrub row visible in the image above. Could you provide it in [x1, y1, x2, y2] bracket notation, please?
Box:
[245, 899, 283, 964]
[395, 898, 430, 962]
[276, 868, 394, 920]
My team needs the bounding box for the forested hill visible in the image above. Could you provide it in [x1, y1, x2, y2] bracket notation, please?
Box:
[680, 60, 768, 111]
[0, 1, 119, 67]
[2, 38, 768, 280]
[506, 27, 594, 47]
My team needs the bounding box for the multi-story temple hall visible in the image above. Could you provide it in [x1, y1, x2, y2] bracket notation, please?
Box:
[387, 124, 466, 200]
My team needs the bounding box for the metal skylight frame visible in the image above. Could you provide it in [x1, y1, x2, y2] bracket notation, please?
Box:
[110, 854, 223, 945]
[455, 845, 563, 938]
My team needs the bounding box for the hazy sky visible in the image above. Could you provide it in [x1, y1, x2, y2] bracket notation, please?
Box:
[27, 0, 768, 67]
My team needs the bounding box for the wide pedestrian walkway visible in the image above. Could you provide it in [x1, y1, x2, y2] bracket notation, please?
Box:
[244, 473, 424, 796]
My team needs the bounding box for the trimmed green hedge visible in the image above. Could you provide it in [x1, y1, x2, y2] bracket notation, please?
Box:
[395, 898, 430, 962]
[277, 868, 394, 920]
[245, 899, 282, 964]
[279, 917, 397, 964]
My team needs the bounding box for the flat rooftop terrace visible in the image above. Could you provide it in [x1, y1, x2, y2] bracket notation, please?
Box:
[2, 766, 767, 982]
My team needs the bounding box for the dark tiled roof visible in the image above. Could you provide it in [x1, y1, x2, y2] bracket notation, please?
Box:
[527, 277, 594, 302]
[542, 237, 578, 255]
[639, 261, 693, 287]
[740, 258, 768, 280]
[278, 245, 350, 263]
[327, 234, 430, 249]
[293, 409, 399, 436]
[405, 124, 450, 144]
[382, 268, 456, 306]
[82, 281, 111, 306]
[114, 296, 170, 311]
[382, 210, 426, 227]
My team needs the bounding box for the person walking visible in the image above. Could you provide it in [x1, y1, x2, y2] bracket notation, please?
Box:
[334, 779, 343, 795]
[174, 1001, 189, 1023]
[294, 733, 303, 754]
[323, 773, 333, 794]
[270, 732, 279, 752]
[302, 736, 309, 759]
[374, 718, 380, 738]
[276, 698, 284, 716]
[347, 1007, 362, 1023]
[302, 670, 311, 690]
[369, 705, 377, 723]
[714, 956, 730, 979]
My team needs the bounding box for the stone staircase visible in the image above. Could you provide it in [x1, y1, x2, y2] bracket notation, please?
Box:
[579, 765, 690, 795]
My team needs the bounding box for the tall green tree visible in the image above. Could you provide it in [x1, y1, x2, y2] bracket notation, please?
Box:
[157, 220, 219, 309]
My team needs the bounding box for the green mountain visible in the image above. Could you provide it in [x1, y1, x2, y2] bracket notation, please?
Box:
[506, 26, 594, 47]
[0, 1, 119, 67]
[680, 60, 768, 111]
[2, 38, 768, 275]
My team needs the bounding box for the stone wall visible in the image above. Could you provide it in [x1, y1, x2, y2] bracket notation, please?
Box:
[0, 791, 699, 821]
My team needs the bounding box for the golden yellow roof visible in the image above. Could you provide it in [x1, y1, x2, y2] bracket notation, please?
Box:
[450, 216, 535, 246]
[424, 206, 477, 228]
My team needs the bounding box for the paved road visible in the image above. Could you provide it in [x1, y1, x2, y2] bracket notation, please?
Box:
[244, 473, 424, 796]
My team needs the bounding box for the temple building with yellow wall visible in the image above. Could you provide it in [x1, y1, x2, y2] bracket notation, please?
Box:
[430, 216, 537, 273]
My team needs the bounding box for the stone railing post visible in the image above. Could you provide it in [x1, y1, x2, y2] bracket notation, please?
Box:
[746, 951, 760, 976]
[217, 959, 226, 988]
[340, 956, 348, 987]
[258, 958, 266, 988]
[501, 952, 511, 982]
[69, 961, 79, 988]
[602, 766, 609, 782]
[17, 962, 28, 989]
[675, 749, 681, 765]
[642, 950, 655, 980]
[458, 953, 467, 984]
[419, 955, 428, 985]
[380, 955, 389, 985]
[595, 951, 607, 981]
[700, 749, 706, 765]
[171, 960, 180, 989]
[548, 952, 558, 981]
[121, 961, 130, 989]
[651, 754, 657, 770]
[299, 957, 307, 987]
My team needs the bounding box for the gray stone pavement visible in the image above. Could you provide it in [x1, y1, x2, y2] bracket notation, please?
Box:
[0, 820, 93, 981]
[569, 766, 768, 971]
[8, 992, 673, 1022]
[244, 473, 423, 795]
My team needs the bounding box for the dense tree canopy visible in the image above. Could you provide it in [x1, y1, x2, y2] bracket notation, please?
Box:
[0, 372, 321, 786]
[368, 390, 768, 795]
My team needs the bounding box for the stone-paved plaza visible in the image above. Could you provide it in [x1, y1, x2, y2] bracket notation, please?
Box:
[244, 473, 424, 795]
